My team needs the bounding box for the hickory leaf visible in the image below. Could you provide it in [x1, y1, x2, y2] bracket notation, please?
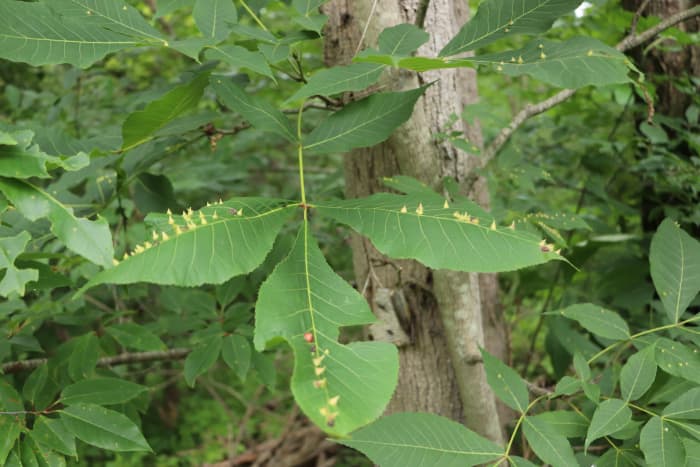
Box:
[522, 416, 578, 467]
[339, 412, 502, 467]
[78, 198, 293, 292]
[640, 416, 686, 467]
[193, 0, 238, 40]
[205, 46, 274, 80]
[286, 63, 385, 102]
[553, 303, 630, 340]
[254, 223, 398, 436]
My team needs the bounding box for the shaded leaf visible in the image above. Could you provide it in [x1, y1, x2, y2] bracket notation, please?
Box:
[554, 303, 630, 340]
[339, 412, 502, 467]
[655, 338, 700, 384]
[522, 416, 578, 467]
[105, 323, 166, 352]
[60, 403, 151, 452]
[60, 378, 147, 406]
[23, 365, 49, 406]
[0, 231, 39, 297]
[482, 349, 529, 413]
[303, 86, 428, 155]
[184, 337, 222, 387]
[254, 223, 398, 435]
[0, 380, 24, 465]
[585, 399, 632, 449]
[205, 46, 274, 80]
[620, 345, 657, 401]
[68, 333, 100, 381]
[221, 334, 251, 381]
[649, 219, 700, 323]
[29, 417, 77, 457]
[640, 416, 686, 467]
[193, 0, 237, 40]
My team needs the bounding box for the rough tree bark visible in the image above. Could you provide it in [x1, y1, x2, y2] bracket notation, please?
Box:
[322, 0, 507, 443]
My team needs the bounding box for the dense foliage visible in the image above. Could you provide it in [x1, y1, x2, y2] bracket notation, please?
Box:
[1, 0, 698, 466]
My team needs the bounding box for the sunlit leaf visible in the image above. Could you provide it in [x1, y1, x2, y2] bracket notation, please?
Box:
[60, 403, 151, 452]
[339, 412, 503, 467]
[254, 223, 398, 435]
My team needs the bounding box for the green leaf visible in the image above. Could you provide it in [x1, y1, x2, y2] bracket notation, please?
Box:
[620, 345, 657, 401]
[663, 388, 700, 420]
[68, 333, 100, 381]
[554, 303, 630, 340]
[640, 416, 686, 467]
[60, 403, 151, 452]
[221, 334, 251, 381]
[315, 179, 563, 272]
[522, 416, 578, 467]
[0, 231, 39, 297]
[286, 63, 385, 102]
[30, 417, 77, 457]
[184, 337, 222, 387]
[155, 0, 192, 18]
[210, 77, 297, 142]
[339, 412, 502, 467]
[471, 37, 631, 88]
[78, 198, 293, 291]
[585, 399, 632, 449]
[0, 130, 89, 179]
[655, 338, 700, 384]
[291, 0, 329, 16]
[60, 378, 147, 406]
[440, 0, 582, 56]
[193, 0, 237, 40]
[649, 219, 700, 323]
[259, 43, 290, 64]
[205, 46, 275, 80]
[105, 323, 166, 352]
[526, 411, 588, 438]
[0, 380, 24, 465]
[553, 376, 581, 396]
[122, 73, 210, 151]
[254, 223, 398, 435]
[23, 365, 49, 406]
[482, 349, 529, 412]
[377, 24, 430, 55]
[303, 86, 427, 155]
[292, 14, 327, 34]
[251, 351, 276, 389]
[0, 179, 114, 268]
[683, 437, 700, 466]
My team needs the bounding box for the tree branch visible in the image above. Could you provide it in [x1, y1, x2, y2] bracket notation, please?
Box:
[480, 5, 700, 163]
[1, 348, 191, 374]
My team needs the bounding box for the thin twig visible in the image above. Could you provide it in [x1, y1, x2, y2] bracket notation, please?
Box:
[630, 0, 652, 35]
[354, 0, 380, 56]
[416, 0, 431, 29]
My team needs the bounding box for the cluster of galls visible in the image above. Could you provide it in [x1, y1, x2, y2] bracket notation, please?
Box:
[303, 332, 340, 427]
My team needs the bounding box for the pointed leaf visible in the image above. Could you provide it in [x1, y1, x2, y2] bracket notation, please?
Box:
[650, 219, 700, 323]
[620, 345, 657, 401]
[526, 411, 588, 438]
[0, 380, 24, 465]
[68, 333, 100, 381]
[440, 0, 582, 56]
[303, 86, 427, 155]
[30, 417, 77, 457]
[0, 179, 114, 268]
[254, 224, 398, 435]
[193, 0, 238, 40]
[184, 337, 222, 387]
[471, 37, 630, 88]
[105, 323, 166, 352]
[287, 63, 385, 102]
[554, 303, 630, 340]
[211, 77, 297, 142]
[339, 412, 502, 467]
[122, 73, 210, 151]
[60, 403, 151, 452]
[640, 416, 686, 467]
[78, 198, 293, 291]
[315, 180, 562, 272]
[655, 338, 700, 384]
[585, 399, 632, 449]
[205, 46, 274, 80]
[0, 232, 39, 297]
[60, 378, 148, 406]
[482, 349, 529, 413]
[378, 24, 430, 55]
[23, 365, 49, 405]
[663, 388, 700, 421]
[522, 416, 578, 467]
[221, 334, 252, 381]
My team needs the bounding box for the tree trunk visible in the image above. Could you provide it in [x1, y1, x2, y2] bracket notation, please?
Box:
[322, 0, 506, 443]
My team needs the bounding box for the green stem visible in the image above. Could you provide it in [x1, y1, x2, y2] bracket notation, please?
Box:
[239, 0, 268, 31]
[499, 394, 547, 464]
[297, 101, 307, 209]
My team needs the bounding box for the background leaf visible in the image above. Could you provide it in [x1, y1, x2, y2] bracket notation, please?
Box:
[184, 337, 222, 387]
[0, 232, 39, 297]
[193, 0, 237, 40]
[0, 381, 24, 465]
[105, 323, 166, 352]
[221, 334, 251, 381]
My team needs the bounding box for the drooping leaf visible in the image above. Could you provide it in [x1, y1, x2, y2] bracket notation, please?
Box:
[0, 179, 114, 268]
[0, 380, 24, 465]
[193, 0, 237, 40]
[0, 130, 89, 179]
[315, 178, 562, 272]
[649, 219, 700, 324]
[620, 345, 657, 401]
[60, 378, 148, 406]
[210, 77, 297, 142]
[585, 399, 632, 449]
[655, 338, 700, 384]
[0, 231, 39, 297]
[303, 86, 428, 155]
[482, 349, 529, 413]
[286, 63, 385, 102]
[121, 73, 210, 151]
[205, 46, 275, 80]
[78, 198, 293, 292]
[663, 388, 700, 421]
[339, 412, 503, 467]
[526, 411, 588, 438]
[553, 303, 630, 341]
[105, 323, 166, 352]
[522, 416, 578, 467]
[68, 333, 100, 381]
[29, 417, 77, 457]
[254, 223, 398, 435]
[184, 337, 222, 387]
[60, 403, 151, 452]
[640, 416, 686, 467]
[221, 334, 252, 381]
[440, 0, 582, 56]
